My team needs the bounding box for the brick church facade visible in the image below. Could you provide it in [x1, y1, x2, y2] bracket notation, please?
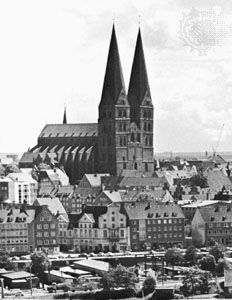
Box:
[20, 26, 154, 184]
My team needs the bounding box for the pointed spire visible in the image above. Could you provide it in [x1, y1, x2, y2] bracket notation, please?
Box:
[63, 106, 67, 124]
[100, 25, 126, 106]
[128, 28, 151, 108]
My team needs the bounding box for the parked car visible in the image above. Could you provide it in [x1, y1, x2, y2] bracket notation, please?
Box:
[89, 252, 97, 257]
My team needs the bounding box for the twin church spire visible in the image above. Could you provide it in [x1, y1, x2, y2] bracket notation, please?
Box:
[100, 25, 152, 111]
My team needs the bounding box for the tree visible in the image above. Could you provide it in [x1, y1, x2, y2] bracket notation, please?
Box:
[199, 254, 216, 272]
[0, 252, 14, 270]
[190, 174, 208, 188]
[215, 258, 230, 276]
[30, 251, 49, 284]
[184, 246, 198, 266]
[181, 268, 212, 296]
[164, 248, 184, 266]
[100, 264, 137, 291]
[209, 243, 224, 263]
[4, 164, 20, 175]
[142, 275, 156, 295]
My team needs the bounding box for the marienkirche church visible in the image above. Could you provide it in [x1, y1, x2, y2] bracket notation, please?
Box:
[20, 26, 154, 184]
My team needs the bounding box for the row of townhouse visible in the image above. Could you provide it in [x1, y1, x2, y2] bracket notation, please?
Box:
[0, 203, 60, 254]
[58, 202, 185, 252]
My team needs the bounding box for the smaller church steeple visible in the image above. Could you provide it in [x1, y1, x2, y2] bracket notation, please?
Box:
[63, 106, 67, 124]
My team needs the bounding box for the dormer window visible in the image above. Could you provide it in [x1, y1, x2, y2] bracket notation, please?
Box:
[222, 216, 227, 221]
[147, 213, 153, 218]
[215, 206, 219, 212]
[211, 217, 215, 221]
[156, 213, 161, 218]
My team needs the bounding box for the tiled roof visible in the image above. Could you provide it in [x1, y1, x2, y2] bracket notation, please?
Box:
[102, 190, 122, 202]
[0, 207, 35, 223]
[204, 169, 232, 193]
[39, 123, 98, 138]
[18, 152, 35, 164]
[34, 197, 68, 221]
[120, 189, 173, 202]
[125, 202, 184, 220]
[198, 203, 232, 223]
[119, 177, 166, 188]
[7, 172, 37, 184]
[84, 173, 109, 187]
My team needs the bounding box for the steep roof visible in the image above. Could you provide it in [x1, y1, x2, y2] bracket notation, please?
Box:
[0, 207, 36, 223]
[128, 28, 151, 109]
[99, 25, 126, 106]
[125, 202, 184, 220]
[39, 123, 98, 138]
[205, 169, 232, 193]
[34, 197, 68, 221]
[198, 203, 232, 223]
[84, 173, 109, 187]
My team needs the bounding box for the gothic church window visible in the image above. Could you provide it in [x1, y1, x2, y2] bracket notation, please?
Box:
[131, 132, 135, 142]
[123, 136, 126, 146]
[123, 110, 127, 118]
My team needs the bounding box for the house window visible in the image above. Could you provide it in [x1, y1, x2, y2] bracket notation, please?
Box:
[103, 230, 107, 238]
[120, 230, 124, 238]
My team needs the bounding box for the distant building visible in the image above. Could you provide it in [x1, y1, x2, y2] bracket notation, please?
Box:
[181, 200, 219, 221]
[124, 202, 185, 250]
[0, 173, 37, 204]
[0, 206, 35, 253]
[192, 202, 232, 247]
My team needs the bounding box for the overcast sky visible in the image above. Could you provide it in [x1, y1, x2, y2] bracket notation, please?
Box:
[1, 0, 232, 154]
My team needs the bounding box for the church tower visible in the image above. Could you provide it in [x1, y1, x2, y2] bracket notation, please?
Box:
[127, 28, 154, 172]
[98, 25, 130, 175]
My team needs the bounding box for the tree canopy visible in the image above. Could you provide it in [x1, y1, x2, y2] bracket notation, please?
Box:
[190, 174, 208, 188]
[181, 268, 212, 296]
[209, 243, 224, 263]
[100, 264, 137, 290]
[0, 252, 14, 270]
[164, 248, 184, 266]
[199, 254, 216, 272]
[30, 251, 49, 283]
[184, 246, 198, 266]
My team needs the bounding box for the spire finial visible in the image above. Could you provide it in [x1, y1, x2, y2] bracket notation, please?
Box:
[139, 15, 141, 26]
